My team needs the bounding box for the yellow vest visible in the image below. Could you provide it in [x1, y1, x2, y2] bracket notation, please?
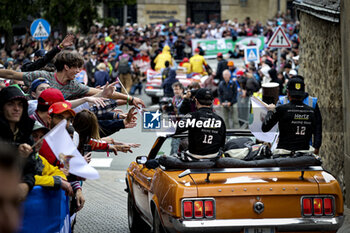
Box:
[190, 54, 207, 74]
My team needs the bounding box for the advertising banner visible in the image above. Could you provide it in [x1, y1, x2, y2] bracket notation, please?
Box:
[191, 37, 266, 58]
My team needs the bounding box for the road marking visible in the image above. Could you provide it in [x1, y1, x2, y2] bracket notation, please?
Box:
[90, 158, 113, 167]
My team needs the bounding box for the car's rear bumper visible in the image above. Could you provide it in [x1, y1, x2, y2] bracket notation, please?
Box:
[169, 216, 344, 232]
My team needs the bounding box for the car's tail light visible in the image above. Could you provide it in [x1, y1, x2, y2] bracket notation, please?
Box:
[183, 201, 193, 218]
[146, 86, 153, 89]
[182, 199, 215, 219]
[194, 201, 203, 218]
[204, 200, 214, 218]
[313, 198, 323, 215]
[302, 196, 334, 216]
[302, 198, 312, 216]
[324, 198, 334, 215]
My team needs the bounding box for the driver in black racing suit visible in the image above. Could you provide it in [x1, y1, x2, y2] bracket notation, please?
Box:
[262, 77, 318, 153]
[175, 88, 226, 160]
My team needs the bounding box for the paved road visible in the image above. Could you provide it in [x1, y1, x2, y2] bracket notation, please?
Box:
[75, 170, 130, 233]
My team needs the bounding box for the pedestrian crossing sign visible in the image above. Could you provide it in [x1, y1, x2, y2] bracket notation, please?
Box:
[244, 46, 259, 64]
[267, 26, 291, 48]
[30, 19, 51, 41]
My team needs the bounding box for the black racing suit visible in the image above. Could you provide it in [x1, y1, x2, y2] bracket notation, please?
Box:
[175, 107, 226, 156]
[262, 100, 316, 151]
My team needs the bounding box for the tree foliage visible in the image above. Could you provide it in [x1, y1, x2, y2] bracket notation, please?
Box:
[37, 0, 100, 35]
[38, 0, 136, 35]
[0, 0, 40, 49]
[0, 0, 137, 48]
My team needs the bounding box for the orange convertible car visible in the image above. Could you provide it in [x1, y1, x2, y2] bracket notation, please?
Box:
[126, 130, 344, 233]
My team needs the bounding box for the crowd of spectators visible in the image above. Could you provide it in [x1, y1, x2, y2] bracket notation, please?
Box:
[0, 11, 299, 89]
[0, 10, 301, 231]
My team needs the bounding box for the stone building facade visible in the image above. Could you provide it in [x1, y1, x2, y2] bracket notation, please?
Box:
[341, 0, 350, 206]
[221, 0, 287, 23]
[137, 0, 187, 24]
[137, 0, 289, 25]
[295, 0, 350, 204]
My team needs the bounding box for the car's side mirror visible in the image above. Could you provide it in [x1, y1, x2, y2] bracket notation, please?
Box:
[136, 156, 148, 165]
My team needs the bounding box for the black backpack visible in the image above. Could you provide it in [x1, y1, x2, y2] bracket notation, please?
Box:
[118, 54, 131, 74]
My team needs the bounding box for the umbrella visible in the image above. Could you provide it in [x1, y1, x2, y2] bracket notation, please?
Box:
[165, 19, 180, 24]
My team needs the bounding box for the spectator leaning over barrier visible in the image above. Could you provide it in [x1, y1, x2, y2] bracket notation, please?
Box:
[21, 34, 74, 72]
[30, 88, 66, 128]
[30, 85, 132, 139]
[31, 121, 74, 196]
[73, 109, 133, 155]
[28, 77, 51, 115]
[0, 143, 23, 233]
[0, 50, 145, 108]
[0, 86, 36, 201]
[45, 102, 86, 219]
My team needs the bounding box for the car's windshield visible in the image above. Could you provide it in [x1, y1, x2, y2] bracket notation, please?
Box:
[156, 138, 173, 158]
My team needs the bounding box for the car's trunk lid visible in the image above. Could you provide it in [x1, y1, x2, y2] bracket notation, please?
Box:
[173, 168, 322, 219]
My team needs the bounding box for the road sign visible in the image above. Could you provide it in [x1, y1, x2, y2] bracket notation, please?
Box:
[30, 19, 51, 41]
[267, 26, 291, 48]
[244, 46, 259, 64]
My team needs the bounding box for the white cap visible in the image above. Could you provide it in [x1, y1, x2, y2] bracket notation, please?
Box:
[292, 55, 299, 60]
[260, 66, 270, 78]
[289, 69, 297, 76]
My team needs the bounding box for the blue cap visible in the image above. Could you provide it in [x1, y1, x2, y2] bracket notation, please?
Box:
[30, 78, 50, 92]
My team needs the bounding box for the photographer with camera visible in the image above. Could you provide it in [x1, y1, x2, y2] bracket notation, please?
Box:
[178, 81, 200, 115]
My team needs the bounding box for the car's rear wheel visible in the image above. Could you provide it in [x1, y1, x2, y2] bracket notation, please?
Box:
[128, 193, 150, 233]
[153, 208, 166, 233]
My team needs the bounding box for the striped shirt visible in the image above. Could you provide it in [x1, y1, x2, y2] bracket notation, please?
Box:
[23, 71, 89, 100]
[30, 111, 47, 127]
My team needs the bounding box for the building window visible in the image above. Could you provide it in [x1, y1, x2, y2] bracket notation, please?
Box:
[240, 0, 248, 7]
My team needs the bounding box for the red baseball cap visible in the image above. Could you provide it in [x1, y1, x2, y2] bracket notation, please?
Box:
[48, 102, 76, 117]
[217, 52, 223, 57]
[194, 48, 200, 53]
[236, 70, 245, 76]
[183, 57, 189, 62]
[38, 88, 65, 106]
